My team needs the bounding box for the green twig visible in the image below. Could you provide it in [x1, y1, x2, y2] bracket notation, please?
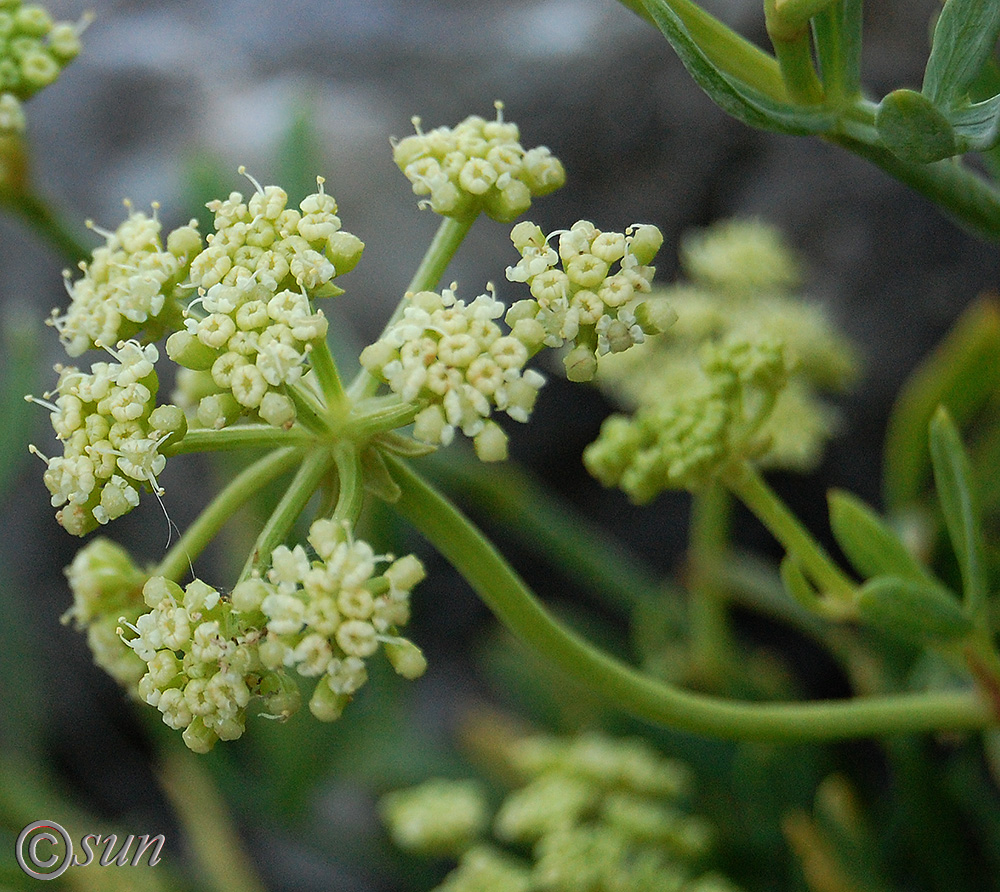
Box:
[0, 187, 89, 264]
[389, 455, 993, 741]
[165, 425, 315, 455]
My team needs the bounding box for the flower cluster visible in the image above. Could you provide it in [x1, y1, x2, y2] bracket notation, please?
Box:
[504, 220, 672, 381]
[393, 103, 565, 222]
[164, 175, 364, 429]
[110, 518, 426, 753]
[593, 218, 858, 488]
[31, 341, 185, 536]
[359, 287, 545, 461]
[584, 336, 790, 500]
[49, 206, 201, 356]
[0, 1, 85, 135]
[381, 732, 742, 892]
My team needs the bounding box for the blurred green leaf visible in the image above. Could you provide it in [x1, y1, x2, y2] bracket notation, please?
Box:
[856, 575, 971, 647]
[884, 294, 1000, 510]
[828, 489, 934, 584]
[923, 0, 1000, 108]
[929, 407, 988, 614]
[949, 93, 1000, 153]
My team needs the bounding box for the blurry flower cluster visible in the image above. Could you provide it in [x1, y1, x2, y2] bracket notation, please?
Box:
[587, 218, 858, 500]
[381, 732, 742, 892]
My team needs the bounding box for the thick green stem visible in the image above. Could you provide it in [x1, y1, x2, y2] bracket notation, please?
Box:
[239, 447, 336, 581]
[723, 461, 856, 603]
[765, 0, 824, 105]
[388, 456, 993, 741]
[154, 447, 304, 582]
[687, 481, 737, 686]
[165, 425, 314, 455]
[349, 213, 476, 400]
[331, 441, 364, 525]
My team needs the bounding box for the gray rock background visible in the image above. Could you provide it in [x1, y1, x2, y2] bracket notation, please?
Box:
[2, 1, 1000, 890]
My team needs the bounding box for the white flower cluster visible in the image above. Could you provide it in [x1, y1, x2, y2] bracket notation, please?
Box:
[0, 1, 85, 134]
[32, 341, 186, 536]
[188, 174, 364, 297]
[504, 220, 672, 381]
[121, 518, 426, 753]
[164, 175, 364, 429]
[49, 207, 201, 357]
[359, 287, 545, 461]
[393, 103, 565, 222]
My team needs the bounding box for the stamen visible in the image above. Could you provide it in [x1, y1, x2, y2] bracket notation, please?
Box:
[238, 165, 265, 196]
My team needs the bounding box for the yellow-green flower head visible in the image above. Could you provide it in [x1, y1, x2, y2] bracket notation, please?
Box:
[585, 337, 790, 500]
[61, 537, 148, 686]
[679, 217, 802, 293]
[393, 102, 565, 222]
[359, 286, 545, 461]
[504, 220, 672, 382]
[0, 2, 86, 102]
[119, 519, 426, 753]
[30, 341, 186, 536]
[188, 170, 364, 298]
[432, 846, 532, 892]
[49, 203, 201, 357]
[380, 779, 490, 856]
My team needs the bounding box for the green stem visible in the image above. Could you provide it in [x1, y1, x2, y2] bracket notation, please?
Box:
[687, 481, 737, 686]
[239, 447, 336, 581]
[765, 0, 824, 105]
[811, 1, 849, 101]
[165, 425, 315, 455]
[154, 447, 304, 582]
[286, 382, 332, 435]
[771, 0, 837, 32]
[0, 187, 89, 264]
[388, 455, 994, 741]
[349, 213, 477, 401]
[331, 440, 364, 525]
[634, 0, 788, 102]
[723, 461, 856, 602]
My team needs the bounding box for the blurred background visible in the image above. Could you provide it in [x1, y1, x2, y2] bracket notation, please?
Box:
[3, 1, 1000, 890]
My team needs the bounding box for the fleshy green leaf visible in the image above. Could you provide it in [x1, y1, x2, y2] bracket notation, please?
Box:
[856, 575, 971, 646]
[923, 0, 1000, 108]
[828, 490, 935, 584]
[928, 407, 988, 615]
[884, 295, 1000, 509]
[875, 89, 958, 163]
[640, 0, 836, 135]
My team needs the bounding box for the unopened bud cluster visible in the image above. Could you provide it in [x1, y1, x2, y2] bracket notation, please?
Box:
[0, 0, 84, 134]
[86, 519, 429, 753]
[505, 220, 672, 381]
[360, 287, 545, 461]
[33, 341, 185, 536]
[585, 336, 789, 500]
[381, 733, 742, 892]
[393, 103, 565, 222]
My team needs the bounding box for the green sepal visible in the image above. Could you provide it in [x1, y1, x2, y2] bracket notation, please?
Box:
[922, 0, 1000, 108]
[875, 89, 958, 163]
[855, 575, 972, 647]
[828, 489, 933, 584]
[361, 446, 402, 503]
[310, 282, 345, 299]
[928, 407, 988, 614]
[883, 295, 1000, 509]
[640, 0, 836, 135]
